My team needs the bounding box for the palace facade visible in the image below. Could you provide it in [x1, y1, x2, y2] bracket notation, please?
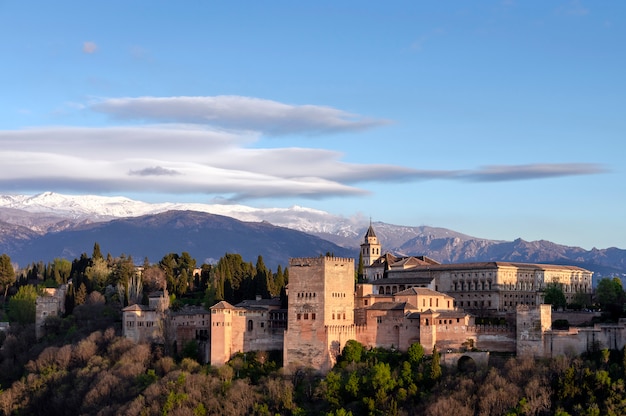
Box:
[118, 224, 618, 374]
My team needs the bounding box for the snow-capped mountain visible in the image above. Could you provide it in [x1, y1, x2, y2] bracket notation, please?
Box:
[0, 192, 363, 238]
[2, 192, 625, 280]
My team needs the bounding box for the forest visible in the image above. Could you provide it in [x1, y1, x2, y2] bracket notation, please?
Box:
[1, 247, 626, 415]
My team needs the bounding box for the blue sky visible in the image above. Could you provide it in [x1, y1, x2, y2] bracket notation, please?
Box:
[0, 1, 623, 250]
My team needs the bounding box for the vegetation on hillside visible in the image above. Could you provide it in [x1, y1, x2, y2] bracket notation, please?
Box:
[1, 247, 626, 415]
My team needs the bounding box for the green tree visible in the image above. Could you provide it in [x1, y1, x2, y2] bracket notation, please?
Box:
[8, 284, 38, 324]
[92, 242, 103, 261]
[429, 346, 442, 381]
[357, 252, 364, 282]
[407, 342, 425, 366]
[254, 255, 271, 299]
[51, 258, 72, 284]
[571, 290, 590, 310]
[340, 340, 364, 364]
[595, 277, 625, 319]
[85, 257, 109, 292]
[0, 254, 16, 302]
[273, 265, 285, 297]
[544, 283, 567, 310]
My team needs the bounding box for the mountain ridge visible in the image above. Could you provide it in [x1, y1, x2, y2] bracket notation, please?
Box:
[0, 192, 624, 279]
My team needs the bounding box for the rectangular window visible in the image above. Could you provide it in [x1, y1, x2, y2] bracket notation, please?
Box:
[297, 313, 301, 320]
[304, 313, 309, 320]
[312, 313, 316, 320]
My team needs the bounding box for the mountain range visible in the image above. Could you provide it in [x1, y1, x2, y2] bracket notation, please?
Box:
[0, 192, 624, 280]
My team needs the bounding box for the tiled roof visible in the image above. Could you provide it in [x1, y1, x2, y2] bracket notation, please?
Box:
[366, 301, 417, 311]
[364, 224, 377, 239]
[122, 304, 153, 312]
[210, 300, 236, 310]
[394, 287, 453, 299]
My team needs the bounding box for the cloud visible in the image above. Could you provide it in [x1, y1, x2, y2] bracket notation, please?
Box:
[0, 96, 608, 201]
[83, 41, 98, 54]
[462, 163, 607, 182]
[89, 96, 391, 136]
[129, 166, 181, 176]
[0, 123, 606, 201]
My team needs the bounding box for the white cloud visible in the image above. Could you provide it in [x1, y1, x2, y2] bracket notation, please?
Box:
[83, 41, 98, 54]
[89, 96, 391, 136]
[0, 96, 607, 201]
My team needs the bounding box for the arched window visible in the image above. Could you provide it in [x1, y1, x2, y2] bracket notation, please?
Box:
[247, 320, 253, 331]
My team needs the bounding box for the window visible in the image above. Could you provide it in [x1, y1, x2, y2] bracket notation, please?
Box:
[304, 313, 309, 320]
[297, 313, 301, 320]
[312, 313, 316, 320]
[248, 320, 254, 331]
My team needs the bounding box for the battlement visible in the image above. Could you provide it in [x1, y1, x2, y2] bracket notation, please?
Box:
[289, 257, 355, 267]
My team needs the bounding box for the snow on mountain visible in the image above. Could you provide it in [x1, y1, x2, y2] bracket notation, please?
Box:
[0, 192, 362, 237]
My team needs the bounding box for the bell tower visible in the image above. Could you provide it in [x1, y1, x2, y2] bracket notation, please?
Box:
[360, 221, 381, 266]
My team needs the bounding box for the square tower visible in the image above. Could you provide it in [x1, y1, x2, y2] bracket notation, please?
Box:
[284, 256, 355, 373]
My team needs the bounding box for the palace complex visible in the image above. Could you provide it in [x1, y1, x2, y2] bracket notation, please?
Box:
[118, 224, 626, 373]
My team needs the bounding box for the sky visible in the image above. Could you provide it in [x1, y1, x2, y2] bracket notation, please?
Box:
[0, 1, 624, 250]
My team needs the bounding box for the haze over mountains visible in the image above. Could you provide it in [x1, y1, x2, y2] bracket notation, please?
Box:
[0, 193, 624, 279]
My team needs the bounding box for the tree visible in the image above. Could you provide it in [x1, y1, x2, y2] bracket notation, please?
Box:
[544, 283, 567, 310]
[595, 277, 625, 319]
[0, 254, 16, 302]
[142, 265, 166, 292]
[92, 242, 103, 261]
[429, 346, 442, 381]
[357, 252, 364, 282]
[570, 290, 590, 310]
[51, 258, 72, 284]
[85, 257, 110, 292]
[75, 282, 87, 306]
[8, 284, 38, 325]
[407, 342, 425, 365]
[340, 340, 364, 364]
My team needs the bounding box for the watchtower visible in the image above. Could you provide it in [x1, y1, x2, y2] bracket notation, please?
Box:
[283, 256, 355, 373]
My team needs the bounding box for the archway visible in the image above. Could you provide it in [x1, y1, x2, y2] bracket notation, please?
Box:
[457, 355, 477, 373]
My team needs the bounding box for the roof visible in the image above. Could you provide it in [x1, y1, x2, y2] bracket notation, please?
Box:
[394, 287, 453, 299]
[210, 300, 236, 310]
[406, 310, 470, 320]
[364, 224, 377, 239]
[366, 301, 417, 311]
[369, 253, 398, 268]
[399, 261, 591, 273]
[122, 304, 153, 312]
[390, 256, 434, 269]
[236, 298, 282, 309]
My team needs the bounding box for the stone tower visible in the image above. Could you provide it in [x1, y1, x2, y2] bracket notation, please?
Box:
[516, 304, 551, 358]
[360, 222, 381, 266]
[283, 256, 355, 373]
